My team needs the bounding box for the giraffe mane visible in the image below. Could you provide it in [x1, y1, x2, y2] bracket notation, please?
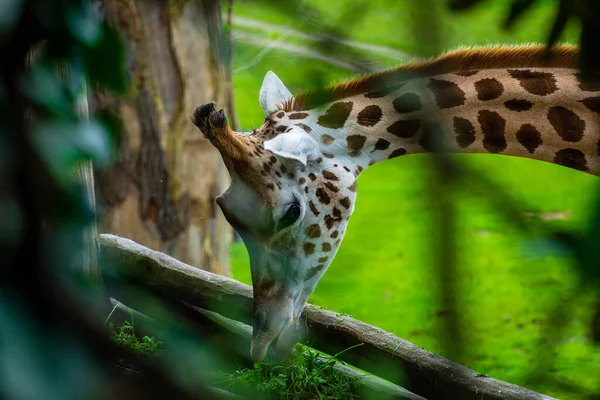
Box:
[281, 43, 579, 111]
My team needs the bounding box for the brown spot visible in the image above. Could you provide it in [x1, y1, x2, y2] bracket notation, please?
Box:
[289, 112, 309, 120]
[348, 181, 357, 192]
[308, 173, 317, 181]
[323, 152, 335, 158]
[393, 93, 422, 113]
[317, 101, 353, 128]
[324, 182, 339, 193]
[581, 97, 600, 115]
[276, 125, 288, 133]
[309, 201, 320, 216]
[346, 135, 367, 157]
[373, 139, 390, 152]
[324, 215, 338, 230]
[296, 123, 312, 133]
[340, 197, 351, 209]
[504, 99, 533, 112]
[143, 199, 159, 223]
[304, 186, 309, 194]
[364, 82, 406, 98]
[453, 117, 476, 148]
[299, 177, 306, 184]
[387, 119, 421, 138]
[357, 105, 383, 127]
[318, 256, 329, 263]
[576, 73, 600, 91]
[267, 183, 275, 191]
[276, 111, 285, 118]
[316, 188, 331, 205]
[305, 224, 321, 238]
[333, 207, 342, 219]
[478, 110, 507, 153]
[455, 70, 479, 77]
[305, 264, 325, 281]
[547, 106, 585, 142]
[322, 242, 332, 252]
[346, 135, 367, 155]
[554, 148, 588, 171]
[474, 78, 504, 101]
[508, 69, 557, 96]
[303, 242, 315, 256]
[427, 78, 466, 108]
[330, 230, 339, 239]
[316, 157, 323, 163]
[389, 148, 407, 159]
[323, 170, 339, 181]
[321, 134, 335, 145]
[516, 124, 542, 154]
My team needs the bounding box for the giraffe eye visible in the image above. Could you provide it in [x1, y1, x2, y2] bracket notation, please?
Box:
[278, 202, 301, 230]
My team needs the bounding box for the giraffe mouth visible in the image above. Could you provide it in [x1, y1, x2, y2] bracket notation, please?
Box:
[250, 331, 279, 362]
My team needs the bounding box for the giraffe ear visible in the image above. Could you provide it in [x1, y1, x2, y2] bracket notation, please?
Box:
[259, 71, 292, 116]
[264, 127, 319, 165]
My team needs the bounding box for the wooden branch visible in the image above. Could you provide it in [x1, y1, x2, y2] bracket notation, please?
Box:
[99, 234, 557, 400]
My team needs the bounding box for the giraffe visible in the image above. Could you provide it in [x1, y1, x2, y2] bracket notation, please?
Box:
[191, 44, 600, 362]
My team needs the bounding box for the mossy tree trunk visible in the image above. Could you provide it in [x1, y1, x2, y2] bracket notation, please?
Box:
[95, 0, 232, 275]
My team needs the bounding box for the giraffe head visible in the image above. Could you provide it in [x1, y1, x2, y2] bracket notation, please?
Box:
[192, 72, 360, 362]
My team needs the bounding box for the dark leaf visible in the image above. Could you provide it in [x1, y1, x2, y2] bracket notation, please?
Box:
[579, 22, 600, 80]
[94, 108, 123, 149]
[0, 0, 22, 34]
[503, 0, 537, 29]
[19, 63, 74, 118]
[84, 22, 128, 94]
[545, 0, 571, 53]
[66, 2, 101, 46]
[447, 0, 488, 11]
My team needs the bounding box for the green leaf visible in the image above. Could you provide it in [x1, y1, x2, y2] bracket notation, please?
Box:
[0, 0, 22, 34]
[20, 63, 73, 117]
[503, 0, 536, 29]
[30, 120, 112, 184]
[84, 22, 128, 94]
[66, 2, 101, 46]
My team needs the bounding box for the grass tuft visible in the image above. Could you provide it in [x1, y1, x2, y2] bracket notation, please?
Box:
[108, 310, 163, 358]
[215, 347, 361, 399]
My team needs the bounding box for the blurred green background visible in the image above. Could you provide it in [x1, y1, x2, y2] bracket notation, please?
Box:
[228, 0, 600, 398]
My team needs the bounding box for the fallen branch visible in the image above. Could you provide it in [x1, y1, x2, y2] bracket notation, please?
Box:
[100, 233, 557, 400]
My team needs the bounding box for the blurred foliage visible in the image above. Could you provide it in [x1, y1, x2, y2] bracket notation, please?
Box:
[449, 0, 600, 79]
[0, 0, 226, 399]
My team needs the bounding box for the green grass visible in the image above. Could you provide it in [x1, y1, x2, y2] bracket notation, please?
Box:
[108, 309, 162, 357]
[212, 347, 361, 399]
[228, 1, 598, 398]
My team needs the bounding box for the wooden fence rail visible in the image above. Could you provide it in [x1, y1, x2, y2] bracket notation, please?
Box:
[100, 233, 556, 400]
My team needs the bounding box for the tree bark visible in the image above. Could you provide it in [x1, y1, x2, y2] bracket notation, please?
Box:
[95, 0, 232, 275]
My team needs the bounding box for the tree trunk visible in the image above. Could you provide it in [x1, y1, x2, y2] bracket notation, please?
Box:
[95, 0, 232, 275]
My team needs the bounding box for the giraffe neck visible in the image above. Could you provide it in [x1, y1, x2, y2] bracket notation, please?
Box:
[299, 67, 600, 175]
